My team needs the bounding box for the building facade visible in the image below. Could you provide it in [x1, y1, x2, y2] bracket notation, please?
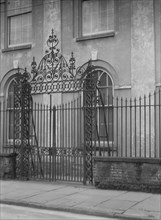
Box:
[0, 0, 161, 183]
[1, 0, 161, 97]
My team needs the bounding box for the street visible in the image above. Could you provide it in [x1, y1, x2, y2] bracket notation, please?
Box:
[0, 204, 119, 220]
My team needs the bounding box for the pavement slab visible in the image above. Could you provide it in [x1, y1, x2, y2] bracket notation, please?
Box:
[130, 194, 161, 212]
[97, 199, 137, 211]
[0, 180, 161, 220]
[113, 191, 151, 202]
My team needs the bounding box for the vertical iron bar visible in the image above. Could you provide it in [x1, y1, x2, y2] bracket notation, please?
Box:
[49, 94, 52, 181]
[139, 97, 141, 157]
[130, 98, 132, 157]
[52, 106, 56, 181]
[67, 101, 70, 181]
[111, 96, 114, 156]
[83, 89, 86, 185]
[5, 99, 8, 153]
[13, 95, 16, 154]
[34, 103, 39, 178]
[59, 103, 62, 180]
[2, 100, 5, 153]
[62, 104, 66, 180]
[69, 101, 71, 181]
[154, 91, 157, 158]
[57, 104, 59, 181]
[44, 104, 47, 180]
[74, 99, 76, 181]
[43, 104, 45, 150]
[121, 97, 123, 157]
[80, 95, 82, 181]
[125, 98, 127, 157]
[76, 98, 79, 181]
[37, 103, 40, 179]
[71, 100, 73, 181]
[159, 89, 161, 158]
[116, 97, 119, 157]
[65, 103, 67, 181]
[108, 95, 110, 156]
[149, 93, 151, 158]
[134, 98, 137, 157]
[144, 95, 146, 158]
[40, 104, 43, 178]
[8, 98, 10, 153]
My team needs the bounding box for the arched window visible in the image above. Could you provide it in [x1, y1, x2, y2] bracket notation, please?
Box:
[96, 69, 114, 144]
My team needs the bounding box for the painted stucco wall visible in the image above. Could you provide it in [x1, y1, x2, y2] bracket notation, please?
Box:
[61, 0, 131, 98]
[61, 0, 159, 98]
[43, 0, 61, 54]
[131, 0, 155, 97]
[0, 0, 161, 98]
[0, 0, 61, 102]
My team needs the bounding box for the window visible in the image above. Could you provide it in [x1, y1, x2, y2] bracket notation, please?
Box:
[7, 0, 32, 47]
[78, 0, 115, 38]
[7, 80, 32, 142]
[84, 68, 114, 144]
[96, 70, 113, 142]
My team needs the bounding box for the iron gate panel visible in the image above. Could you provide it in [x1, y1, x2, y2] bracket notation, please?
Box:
[28, 99, 84, 182]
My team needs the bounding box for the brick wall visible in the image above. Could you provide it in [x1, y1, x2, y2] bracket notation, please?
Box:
[93, 157, 161, 193]
[0, 153, 17, 179]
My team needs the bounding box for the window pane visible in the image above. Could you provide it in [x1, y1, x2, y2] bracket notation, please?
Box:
[8, 0, 32, 16]
[8, 12, 32, 46]
[96, 70, 114, 142]
[82, 0, 114, 36]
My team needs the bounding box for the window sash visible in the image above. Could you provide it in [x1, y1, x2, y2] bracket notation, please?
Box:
[81, 0, 114, 36]
[8, 12, 32, 46]
[7, 0, 32, 16]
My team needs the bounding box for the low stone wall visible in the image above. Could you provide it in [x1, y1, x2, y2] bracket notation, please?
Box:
[0, 153, 17, 179]
[93, 157, 161, 193]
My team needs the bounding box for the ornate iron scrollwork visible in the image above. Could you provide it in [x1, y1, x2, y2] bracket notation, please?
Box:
[83, 62, 98, 184]
[30, 29, 78, 94]
[14, 68, 31, 179]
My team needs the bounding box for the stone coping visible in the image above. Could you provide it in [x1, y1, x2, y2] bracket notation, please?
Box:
[93, 156, 161, 164]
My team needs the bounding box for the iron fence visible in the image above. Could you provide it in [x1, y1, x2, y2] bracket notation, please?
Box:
[96, 89, 161, 158]
[0, 89, 161, 180]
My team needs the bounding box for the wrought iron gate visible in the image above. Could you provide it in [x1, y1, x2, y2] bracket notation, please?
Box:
[12, 30, 98, 184]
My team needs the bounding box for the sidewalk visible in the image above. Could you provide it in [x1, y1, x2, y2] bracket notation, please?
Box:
[0, 180, 160, 220]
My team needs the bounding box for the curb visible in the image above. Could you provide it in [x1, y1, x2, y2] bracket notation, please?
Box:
[0, 199, 159, 220]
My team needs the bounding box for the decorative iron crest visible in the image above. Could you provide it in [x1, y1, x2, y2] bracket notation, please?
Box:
[31, 29, 76, 83]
